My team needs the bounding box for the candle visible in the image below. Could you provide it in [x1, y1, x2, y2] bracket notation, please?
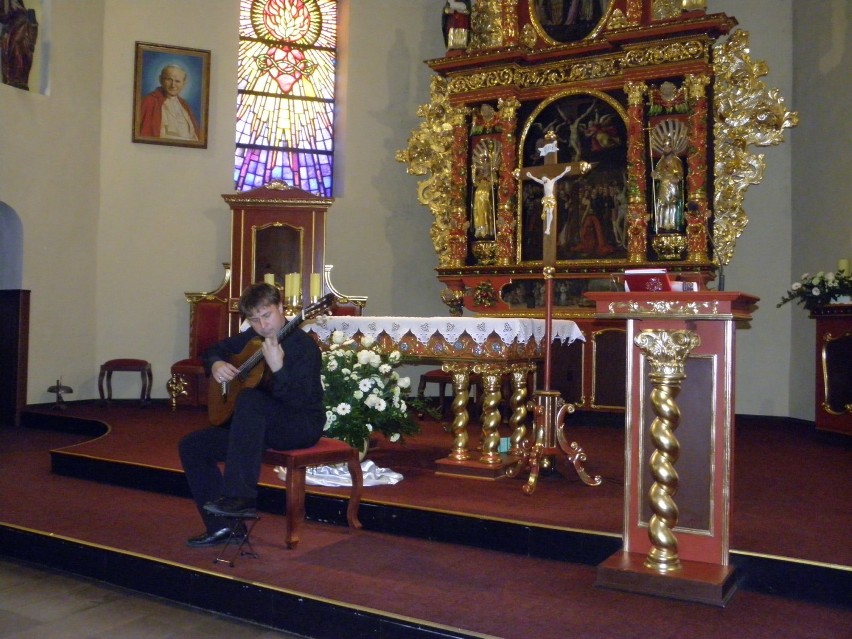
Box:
[283, 273, 292, 297]
[838, 259, 850, 275]
[293, 272, 301, 296]
[310, 273, 322, 298]
[263, 273, 275, 286]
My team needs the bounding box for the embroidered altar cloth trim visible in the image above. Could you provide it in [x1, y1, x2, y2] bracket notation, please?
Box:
[304, 316, 583, 346]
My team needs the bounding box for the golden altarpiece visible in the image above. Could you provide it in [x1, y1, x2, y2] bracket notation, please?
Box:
[398, 0, 796, 412]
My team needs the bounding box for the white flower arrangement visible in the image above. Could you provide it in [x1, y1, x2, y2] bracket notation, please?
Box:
[320, 331, 422, 449]
[777, 269, 852, 310]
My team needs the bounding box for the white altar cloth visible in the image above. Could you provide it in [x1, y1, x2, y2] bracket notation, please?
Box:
[303, 316, 583, 346]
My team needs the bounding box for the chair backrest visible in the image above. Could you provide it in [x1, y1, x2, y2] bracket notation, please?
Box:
[189, 296, 229, 358]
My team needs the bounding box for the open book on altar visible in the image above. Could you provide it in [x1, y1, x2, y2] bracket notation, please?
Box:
[623, 269, 698, 293]
[623, 268, 672, 293]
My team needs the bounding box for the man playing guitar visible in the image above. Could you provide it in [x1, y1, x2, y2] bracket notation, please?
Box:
[179, 282, 325, 547]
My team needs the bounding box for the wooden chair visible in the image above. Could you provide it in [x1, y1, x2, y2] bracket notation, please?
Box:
[168, 294, 229, 409]
[262, 437, 363, 549]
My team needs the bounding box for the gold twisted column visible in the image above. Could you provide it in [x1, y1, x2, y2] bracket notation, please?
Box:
[508, 364, 535, 455]
[634, 329, 701, 573]
[475, 364, 505, 465]
[444, 363, 474, 461]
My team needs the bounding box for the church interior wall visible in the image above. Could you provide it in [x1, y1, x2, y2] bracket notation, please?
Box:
[0, 0, 844, 422]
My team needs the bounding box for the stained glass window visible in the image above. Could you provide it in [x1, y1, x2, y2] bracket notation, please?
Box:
[236, 0, 337, 195]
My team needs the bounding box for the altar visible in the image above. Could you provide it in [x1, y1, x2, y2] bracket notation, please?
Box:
[304, 316, 583, 477]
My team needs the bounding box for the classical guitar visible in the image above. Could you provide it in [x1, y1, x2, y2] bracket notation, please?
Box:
[207, 293, 335, 426]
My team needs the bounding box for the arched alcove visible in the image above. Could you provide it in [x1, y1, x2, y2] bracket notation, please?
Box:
[0, 201, 23, 288]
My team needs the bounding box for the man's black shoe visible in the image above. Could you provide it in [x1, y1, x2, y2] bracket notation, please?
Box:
[203, 496, 257, 518]
[186, 522, 246, 548]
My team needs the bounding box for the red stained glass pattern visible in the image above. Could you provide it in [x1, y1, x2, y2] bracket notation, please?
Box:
[236, 0, 336, 196]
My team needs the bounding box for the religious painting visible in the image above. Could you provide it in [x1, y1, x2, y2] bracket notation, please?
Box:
[132, 42, 210, 148]
[529, 0, 611, 44]
[518, 91, 629, 264]
[501, 276, 616, 311]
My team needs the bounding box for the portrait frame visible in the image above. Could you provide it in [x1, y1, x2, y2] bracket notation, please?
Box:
[132, 42, 210, 148]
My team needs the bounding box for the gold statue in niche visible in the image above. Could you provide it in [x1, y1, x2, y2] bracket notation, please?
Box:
[471, 138, 501, 238]
[649, 119, 688, 233]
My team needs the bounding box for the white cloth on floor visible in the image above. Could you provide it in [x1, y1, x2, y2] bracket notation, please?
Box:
[274, 460, 404, 487]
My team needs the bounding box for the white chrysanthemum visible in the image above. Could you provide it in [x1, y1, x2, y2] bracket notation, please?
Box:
[791, 282, 802, 291]
[374, 397, 387, 412]
[331, 330, 346, 344]
[389, 433, 400, 443]
[359, 378, 373, 392]
[397, 376, 411, 389]
[326, 359, 338, 372]
[399, 400, 407, 413]
[324, 410, 336, 426]
[361, 336, 375, 348]
[335, 403, 352, 415]
[369, 352, 382, 367]
[356, 350, 372, 365]
[388, 350, 401, 363]
[812, 287, 821, 296]
[379, 363, 392, 375]
[353, 389, 364, 400]
[366, 423, 374, 432]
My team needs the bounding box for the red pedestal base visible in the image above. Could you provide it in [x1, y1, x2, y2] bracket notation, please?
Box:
[595, 551, 738, 607]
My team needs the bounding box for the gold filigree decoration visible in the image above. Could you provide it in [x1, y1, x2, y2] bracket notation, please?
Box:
[444, 39, 708, 97]
[712, 30, 799, 266]
[652, 0, 681, 21]
[470, 0, 505, 50]
[396, 77, 467, 268]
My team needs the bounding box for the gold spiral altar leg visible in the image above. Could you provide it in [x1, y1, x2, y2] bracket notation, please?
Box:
[445, 364, 473, 461]
[634, 329, 700, 573]
[508, 364, 534, 455]
[477, 365, 504, 465]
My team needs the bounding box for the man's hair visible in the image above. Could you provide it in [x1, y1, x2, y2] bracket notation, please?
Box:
[238, 282, 281, 316]
[159, 64, 188, 82]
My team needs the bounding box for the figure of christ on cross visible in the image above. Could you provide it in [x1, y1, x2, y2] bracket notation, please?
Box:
[524, 148, 593, 265]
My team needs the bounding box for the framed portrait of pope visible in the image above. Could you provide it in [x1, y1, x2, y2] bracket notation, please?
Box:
[132, 42, 210, 148]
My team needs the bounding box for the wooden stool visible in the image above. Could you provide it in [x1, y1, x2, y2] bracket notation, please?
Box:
[262, 437, 363, 549]
[98, 359, 152, 406]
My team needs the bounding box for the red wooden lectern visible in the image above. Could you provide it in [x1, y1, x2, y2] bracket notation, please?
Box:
[585, 291, 757, 606]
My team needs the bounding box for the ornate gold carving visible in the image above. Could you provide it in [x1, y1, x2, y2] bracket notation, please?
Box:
[396, 77, 468, 268]
[652, 0, 682, 21]
[712, 30, 798, 266]
[520, 22, 537, 49]
[166, 373, 189, 410]
[652, 233, 687, 260]
[606, 300, 721, 317]
[469, 0, 507, 50]
[635, 329, 700, 572]
[622, 39, 709, 69]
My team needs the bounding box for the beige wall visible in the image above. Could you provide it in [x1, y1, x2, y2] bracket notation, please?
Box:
[3, 1, 840, 420]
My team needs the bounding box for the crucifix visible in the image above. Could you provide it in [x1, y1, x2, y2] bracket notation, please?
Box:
[507, 133, 600, 494]
[523, 131, 593, 266]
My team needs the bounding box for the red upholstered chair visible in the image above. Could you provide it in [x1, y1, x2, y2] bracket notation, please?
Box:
[262, 437, 363, 549]
[168, 295, 229, 409]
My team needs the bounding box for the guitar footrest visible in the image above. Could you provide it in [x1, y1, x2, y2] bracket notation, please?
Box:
[212, 513, 260, 567]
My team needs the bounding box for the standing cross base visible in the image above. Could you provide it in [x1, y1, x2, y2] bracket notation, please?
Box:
[505, 390, 602, 495]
